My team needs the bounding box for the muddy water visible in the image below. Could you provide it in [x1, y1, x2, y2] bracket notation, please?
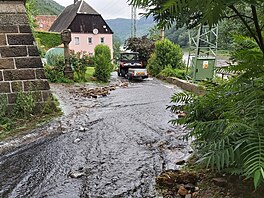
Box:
[0, 77, 190, 198]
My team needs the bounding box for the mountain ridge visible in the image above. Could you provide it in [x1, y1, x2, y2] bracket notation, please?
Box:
[34, 0, 155, 43]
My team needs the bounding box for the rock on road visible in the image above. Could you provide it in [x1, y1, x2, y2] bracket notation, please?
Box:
[0, 77, 190, 198]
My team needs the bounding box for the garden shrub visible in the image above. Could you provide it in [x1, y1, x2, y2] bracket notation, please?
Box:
[94, 45, 112, 82]
[44, 54, 71, 83]
[147, 38, 184, 76]
[94, 44, 111, 61]
[70, 51, 94, 82]
[158, 65, 186, 79]
[94, 54, 111, 82]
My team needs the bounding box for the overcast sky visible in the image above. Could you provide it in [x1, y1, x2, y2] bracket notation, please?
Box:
[53, 0, 143, 19]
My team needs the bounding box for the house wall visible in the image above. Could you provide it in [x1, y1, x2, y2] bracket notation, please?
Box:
[69, 33, 113, 58]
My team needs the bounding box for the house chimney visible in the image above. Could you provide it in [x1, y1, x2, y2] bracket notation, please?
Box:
[74, 0, 78, 4]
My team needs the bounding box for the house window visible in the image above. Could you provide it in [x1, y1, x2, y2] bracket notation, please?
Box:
[74, 37, 80, 45]
[88, 37, 92, 44]
[100, 37, 105, 43]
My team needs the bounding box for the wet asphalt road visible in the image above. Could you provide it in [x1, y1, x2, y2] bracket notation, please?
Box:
[0, 77, 189, 198]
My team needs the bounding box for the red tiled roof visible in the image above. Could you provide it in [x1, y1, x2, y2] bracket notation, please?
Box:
[35, 15, 58, 32]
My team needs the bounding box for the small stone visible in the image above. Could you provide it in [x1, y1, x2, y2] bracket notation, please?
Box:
[69, 171, 85, 178]
[109, 86, 116, 91]
[164, 195, 174, 198]
[212, 177, 228, 187]
[79, 127, 86, 132]
[120, 82, 129, 87]
[185, 194, 192, 198]
[178, 185, 188, 196]
[163, 191, 174, 198]
[194, 187, 199, 192]
[184, 183, 195, 192]
[91, 94, 98, 98]
[73, 138, 81, 143]
[192, 192, 199, 198]
[176, 160, 186, 165]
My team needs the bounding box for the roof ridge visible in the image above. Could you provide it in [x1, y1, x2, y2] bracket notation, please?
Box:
[77, 0, 99, 15]
[77, 0, 83, 13]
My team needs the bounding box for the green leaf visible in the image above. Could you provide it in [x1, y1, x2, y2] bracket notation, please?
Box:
[254, 170, 261, 189]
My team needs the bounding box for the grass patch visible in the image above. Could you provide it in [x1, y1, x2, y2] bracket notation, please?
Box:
[74, 66, 95, 82]
[0, 111, 62, 141]
[0, 93, 63, 142]
[85, 66, 95, 80]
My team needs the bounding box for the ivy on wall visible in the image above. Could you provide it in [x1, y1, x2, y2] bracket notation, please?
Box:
[34, 31, 62, 50]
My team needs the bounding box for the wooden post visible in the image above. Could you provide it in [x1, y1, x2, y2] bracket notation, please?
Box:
[61, 29, 74, 80]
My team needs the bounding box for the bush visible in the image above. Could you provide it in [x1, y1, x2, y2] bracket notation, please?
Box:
[169, 36, 264, 188]
[14, 91, 35, 118]
[94, 44, 111, 61]
[94, 54, 111, 82]
[94, 45, 112, 82]
[70, 51, 94, 82]
[147, 38, 184, 76]
[44, 54, 72, 83]
[158, 65, 186, 79]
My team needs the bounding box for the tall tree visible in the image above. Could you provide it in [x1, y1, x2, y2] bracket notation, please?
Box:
[129, 0, 264, 54]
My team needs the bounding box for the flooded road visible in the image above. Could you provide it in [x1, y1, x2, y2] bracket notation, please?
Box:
[0, 76, 190, 198]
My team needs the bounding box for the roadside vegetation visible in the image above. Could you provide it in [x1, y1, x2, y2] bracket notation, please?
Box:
[0, 0, 63, 141]
[130, 0, 264, 191]
[0, 92, 61, 141]
[43, 45, 113, 84]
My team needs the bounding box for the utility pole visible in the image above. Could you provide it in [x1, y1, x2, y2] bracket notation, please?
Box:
[131, 6, 137, 38]
[160, 27, 165, 40]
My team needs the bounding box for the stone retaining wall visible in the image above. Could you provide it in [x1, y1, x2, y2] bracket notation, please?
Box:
[0, 0, 51, 110]
[159, 76, 206, 95]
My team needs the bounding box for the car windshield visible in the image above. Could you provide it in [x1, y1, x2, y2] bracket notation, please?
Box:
[121, 53, 138, 61]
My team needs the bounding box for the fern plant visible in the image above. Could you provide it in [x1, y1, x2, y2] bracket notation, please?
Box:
[169, 36, 264, 188]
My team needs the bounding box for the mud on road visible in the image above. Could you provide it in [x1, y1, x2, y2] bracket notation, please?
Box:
[0, 76, 190, 198]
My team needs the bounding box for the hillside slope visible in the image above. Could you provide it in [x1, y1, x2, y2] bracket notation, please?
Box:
[35, 0, 64, 15]
[106, 17, 155, 44]
[33, 0, 155, 43]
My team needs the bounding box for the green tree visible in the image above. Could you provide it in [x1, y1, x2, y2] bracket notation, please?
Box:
[147, 38, 183, 76]
[125, 36, 155, 66]
[113, 40, 121, 64]
[129, 0, 264, 55]
[148, 25, 161, 41]
[94, 45, 112, 82]
[165, 25, 189, 47]
[129, 0, 264, 188]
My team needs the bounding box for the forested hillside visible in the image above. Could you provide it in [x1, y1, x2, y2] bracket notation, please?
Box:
[106, 17, 155, 44]
[35, 0, 64, 15]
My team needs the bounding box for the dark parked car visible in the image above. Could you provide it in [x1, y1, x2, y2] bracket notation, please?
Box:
[117, 52, 143, 77]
